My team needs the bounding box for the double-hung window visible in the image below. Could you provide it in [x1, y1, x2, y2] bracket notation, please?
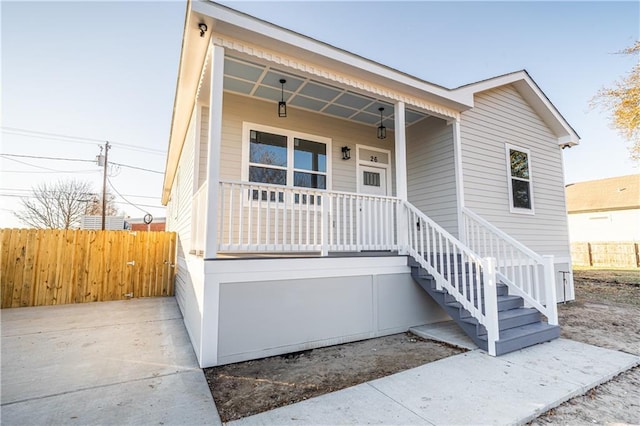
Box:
[506, 144, 534, 214]
[245, 124, 329, 203]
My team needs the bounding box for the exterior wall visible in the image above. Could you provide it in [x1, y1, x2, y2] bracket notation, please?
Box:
[568, 209, 640, 242]
[219, 92, 397, 194]
[166, 106, 199, 327]
[196, 256, 448, 367]
[406, 116, 458, 237]
[460, 85, 570, 259]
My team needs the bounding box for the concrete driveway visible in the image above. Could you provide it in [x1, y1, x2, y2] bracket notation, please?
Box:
[1, 297, 221, 425]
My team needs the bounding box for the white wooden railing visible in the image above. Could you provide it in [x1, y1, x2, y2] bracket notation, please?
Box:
[462, 207, 558, 325]
[217, 181, 399, 254]
[402, 202, 500, 355]
[190, 180, 559, 354]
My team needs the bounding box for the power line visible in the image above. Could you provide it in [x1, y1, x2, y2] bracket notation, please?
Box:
[1, 156, 70, 172]
[0, 188, 161, 200]
[0, 153, 95, 163]
[110, 161, 163, 174]
[1, 126, 167, 155]
[0, 153, 163, 175]
[1, 170, 100, 174]
[107, 177, 149, 214]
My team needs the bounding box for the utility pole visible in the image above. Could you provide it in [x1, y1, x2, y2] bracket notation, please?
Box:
[100, 141, 110, 230]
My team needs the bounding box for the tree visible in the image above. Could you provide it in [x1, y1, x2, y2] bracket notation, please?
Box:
[592, 41, 640, 161]
[85, 191, 119, 217]
[14, 180, 118, 229]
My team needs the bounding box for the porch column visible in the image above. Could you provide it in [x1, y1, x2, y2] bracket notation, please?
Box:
[452, 119, 466, 242]
[394, 101, 408, 253]
[204, 44, 225, 259]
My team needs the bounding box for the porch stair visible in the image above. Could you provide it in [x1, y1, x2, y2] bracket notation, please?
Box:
[408, 256, 560, 356]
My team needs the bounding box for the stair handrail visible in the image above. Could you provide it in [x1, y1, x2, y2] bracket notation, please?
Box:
[461, 207, 558, 325]
[402, 201, 500, 355]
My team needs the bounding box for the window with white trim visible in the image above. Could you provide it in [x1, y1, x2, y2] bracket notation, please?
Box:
[247, 127, 328, 190]
[506, 144, 534, 214]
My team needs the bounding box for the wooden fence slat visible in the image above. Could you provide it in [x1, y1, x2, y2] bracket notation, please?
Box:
[0, 229, 15, 308]
[571, 241, 640, 268]
[1, 229, 176, 308]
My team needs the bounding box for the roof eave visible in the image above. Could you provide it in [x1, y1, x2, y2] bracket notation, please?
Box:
[192, 1, 473, 111]
[453, 70, 581, 147]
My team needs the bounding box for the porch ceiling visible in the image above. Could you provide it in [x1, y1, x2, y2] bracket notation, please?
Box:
[200, 55, 430, 130]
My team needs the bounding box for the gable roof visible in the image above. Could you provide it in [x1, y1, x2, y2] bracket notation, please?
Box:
[565, 174, 640, 213]
[162, 1, 581, 203]
[452, 70, 580, 147]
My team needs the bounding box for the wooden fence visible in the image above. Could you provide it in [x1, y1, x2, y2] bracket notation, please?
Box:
[1, 229, 176, 308]
[571, 241, 640, 268]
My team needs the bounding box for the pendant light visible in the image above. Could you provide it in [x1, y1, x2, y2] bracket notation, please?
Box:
[377, 107, 386, 139]
[278, 79, 287, 118]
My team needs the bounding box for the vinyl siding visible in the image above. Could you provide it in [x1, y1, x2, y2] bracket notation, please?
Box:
[219, 92, 397, 194]
[407, 116, 458, 236]
[460, 85, 570, 257]
[166, 105, 197, 316]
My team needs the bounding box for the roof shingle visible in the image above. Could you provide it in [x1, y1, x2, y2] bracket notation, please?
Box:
[565, 174, 640, 213]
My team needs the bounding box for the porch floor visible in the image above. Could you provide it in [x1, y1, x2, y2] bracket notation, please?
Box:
[228, 339, 639, 425]
[213, 251, 399, 260]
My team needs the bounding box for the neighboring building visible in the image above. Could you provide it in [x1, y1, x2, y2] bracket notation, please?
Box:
[566, 174, 640, 242]
[81, 215, 126, 230]
[126, 217, 167, 232]
[163, 2, 580, 367]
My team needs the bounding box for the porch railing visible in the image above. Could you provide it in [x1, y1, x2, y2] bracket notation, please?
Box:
[191, 180, 558, 355]
[217, 180, 399, 254]
[462, 207, 558, 325]
[402, 201, 500, 354]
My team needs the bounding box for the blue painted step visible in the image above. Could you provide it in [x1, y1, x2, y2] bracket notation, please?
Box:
[409, 256, 560, 355]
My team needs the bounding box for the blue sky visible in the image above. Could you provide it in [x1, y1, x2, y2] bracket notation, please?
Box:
[1, 1, 638, 228]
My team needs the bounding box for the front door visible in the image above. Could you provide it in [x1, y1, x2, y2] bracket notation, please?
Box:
[358, 165, 388, 196]
[356, 146, 391, 249]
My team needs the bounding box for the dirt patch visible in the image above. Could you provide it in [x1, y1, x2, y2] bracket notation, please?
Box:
[203, 268, 639, 424]
[531, 268, 640, 424]
[204, 332, 464, 422]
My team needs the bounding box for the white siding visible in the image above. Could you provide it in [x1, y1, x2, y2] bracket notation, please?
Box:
[219, 92, 396, 194]
[569, 209, 640, 242]
[406, 116, 458, 236]
[460, 85, 570, 257]
[166, 105, 197, 323]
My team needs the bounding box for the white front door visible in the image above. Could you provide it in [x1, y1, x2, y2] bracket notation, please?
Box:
[358, 165, 388, 196]
[356, 164, 389, 249]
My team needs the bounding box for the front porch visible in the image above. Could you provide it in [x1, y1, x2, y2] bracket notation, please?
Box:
[170, 31, 561, 367]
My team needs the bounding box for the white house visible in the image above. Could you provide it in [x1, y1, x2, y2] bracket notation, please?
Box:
[163, 1, 580, 368]
[566, 174, 640, 242]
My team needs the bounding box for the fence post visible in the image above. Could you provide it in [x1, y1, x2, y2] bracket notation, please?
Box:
[483, 257, 499, 356]
[321, 193, 329, 256]
[543, 254, 558, 325]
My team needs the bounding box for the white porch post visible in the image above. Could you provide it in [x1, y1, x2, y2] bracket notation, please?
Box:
[452, 119, 466, 243]
[394, 101, 408, 254]
[543, 255, 559, 325]
[204, 44, 225, 259]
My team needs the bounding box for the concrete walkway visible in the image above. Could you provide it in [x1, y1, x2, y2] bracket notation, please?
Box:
[3, 300, 639, 425]
[230, 339, 640, 425]
[1, 297, 221, 425]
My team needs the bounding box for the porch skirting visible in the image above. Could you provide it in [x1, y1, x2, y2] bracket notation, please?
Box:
[175, 255, 449, 367]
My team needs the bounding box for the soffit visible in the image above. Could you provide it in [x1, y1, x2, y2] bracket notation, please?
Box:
[198, 54, 429, 130]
